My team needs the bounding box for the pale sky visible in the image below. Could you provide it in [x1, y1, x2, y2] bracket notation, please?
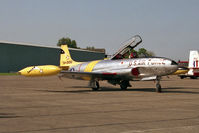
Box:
[0, 0, 199, 61]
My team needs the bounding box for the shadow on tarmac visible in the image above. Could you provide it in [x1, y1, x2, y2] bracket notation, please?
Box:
[0, 113, 20, 118]
[37, 86, 199, 94]
[164, 87, 199, 94]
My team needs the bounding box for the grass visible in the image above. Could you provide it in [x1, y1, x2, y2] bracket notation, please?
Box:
[0, 73, 18, 76]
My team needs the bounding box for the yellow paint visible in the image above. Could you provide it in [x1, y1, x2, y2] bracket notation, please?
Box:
[60, 45, 82, 70]
[81, 60, 101, 80]
[18, 45, 103, 77]
[172, 69, 189, 75]
[84, 60, 100, 72]
[19, 65, 61, 76]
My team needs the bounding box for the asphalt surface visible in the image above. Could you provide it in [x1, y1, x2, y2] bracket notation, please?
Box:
[0, 75, 199, 133]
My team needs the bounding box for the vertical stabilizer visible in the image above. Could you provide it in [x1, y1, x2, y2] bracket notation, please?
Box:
[188, 50, 199, 68]
[60, 45, 81, 70]
[188, 50, 199, 75]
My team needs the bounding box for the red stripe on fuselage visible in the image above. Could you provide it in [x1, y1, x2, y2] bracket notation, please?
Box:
[102, 73, 117, 75]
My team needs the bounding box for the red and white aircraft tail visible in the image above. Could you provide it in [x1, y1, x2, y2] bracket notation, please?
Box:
[188, 50, 199, 75]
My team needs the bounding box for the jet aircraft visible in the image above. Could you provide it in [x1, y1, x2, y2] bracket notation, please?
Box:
[178, 50, 199, 79]
[19, 35, 178, 92]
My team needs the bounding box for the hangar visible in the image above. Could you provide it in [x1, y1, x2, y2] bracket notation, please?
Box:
[0, 41, 105, 73]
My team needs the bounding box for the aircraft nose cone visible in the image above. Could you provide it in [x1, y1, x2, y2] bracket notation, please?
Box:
[18, 68, 29, 76]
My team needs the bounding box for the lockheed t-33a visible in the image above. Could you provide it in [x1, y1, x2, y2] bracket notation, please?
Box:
[19, 35, 178, 92]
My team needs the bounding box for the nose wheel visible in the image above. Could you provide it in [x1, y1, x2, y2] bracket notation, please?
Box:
[156, 83, 162, 93]
[89, 80, 100, 91]
[156, 77, 162, 93]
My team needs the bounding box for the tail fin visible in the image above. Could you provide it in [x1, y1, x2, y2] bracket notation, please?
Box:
[188, 50, 199, 69]
[188, 50, 199, 75]
[60, 45, 81, 70]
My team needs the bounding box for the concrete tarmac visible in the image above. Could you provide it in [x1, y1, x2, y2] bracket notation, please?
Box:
[0, 75, 199, 133]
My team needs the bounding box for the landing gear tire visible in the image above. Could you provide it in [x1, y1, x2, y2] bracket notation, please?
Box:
[155, 76, 162, 93]
[92, 81, 100, 91]
[180, 76, 184, 79]
[156, 84, 162, 93]
[120, 84, 127, 90]
[120, 80, 130, 90]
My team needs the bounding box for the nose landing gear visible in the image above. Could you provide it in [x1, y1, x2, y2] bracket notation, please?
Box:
[89, 80, 100, 91]
[155, 76, 162, 93]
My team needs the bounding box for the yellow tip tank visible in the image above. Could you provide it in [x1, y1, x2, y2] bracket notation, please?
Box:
[18, 65, 61, 76]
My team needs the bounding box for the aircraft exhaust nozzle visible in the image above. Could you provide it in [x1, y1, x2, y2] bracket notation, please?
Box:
[18, 65, 61, 77]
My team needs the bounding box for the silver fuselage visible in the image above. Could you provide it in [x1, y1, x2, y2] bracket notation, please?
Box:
[69, 57, 178, 80]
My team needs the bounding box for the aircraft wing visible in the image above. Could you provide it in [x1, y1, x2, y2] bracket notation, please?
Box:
[59, 71, 124, 81]
[59, 66, 160, 81]
[110, 35, 142, 60]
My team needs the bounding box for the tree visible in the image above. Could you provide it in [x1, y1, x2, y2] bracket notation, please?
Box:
[137, 48, 155, 57]
[71, 40, 77, 48]
[86, 46, 95, 51]
[138, 48, 148, 56]
[57, 37, 77, 48]
[146, 51, 155, 57]
[129, 48, 155, 58]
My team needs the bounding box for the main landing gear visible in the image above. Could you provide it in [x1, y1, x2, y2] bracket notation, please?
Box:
[155, 77, 162, 93]
[89, 80, 100, 91]
[90, 80, 132, 91]
[120, 80, 131, 90]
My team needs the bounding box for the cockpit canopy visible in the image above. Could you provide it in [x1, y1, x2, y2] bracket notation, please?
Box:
[110, 35, 142, 60]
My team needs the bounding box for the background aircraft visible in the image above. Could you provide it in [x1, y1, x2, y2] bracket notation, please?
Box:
[19, 35, 178, 92]
[178, 50, 199, 79]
